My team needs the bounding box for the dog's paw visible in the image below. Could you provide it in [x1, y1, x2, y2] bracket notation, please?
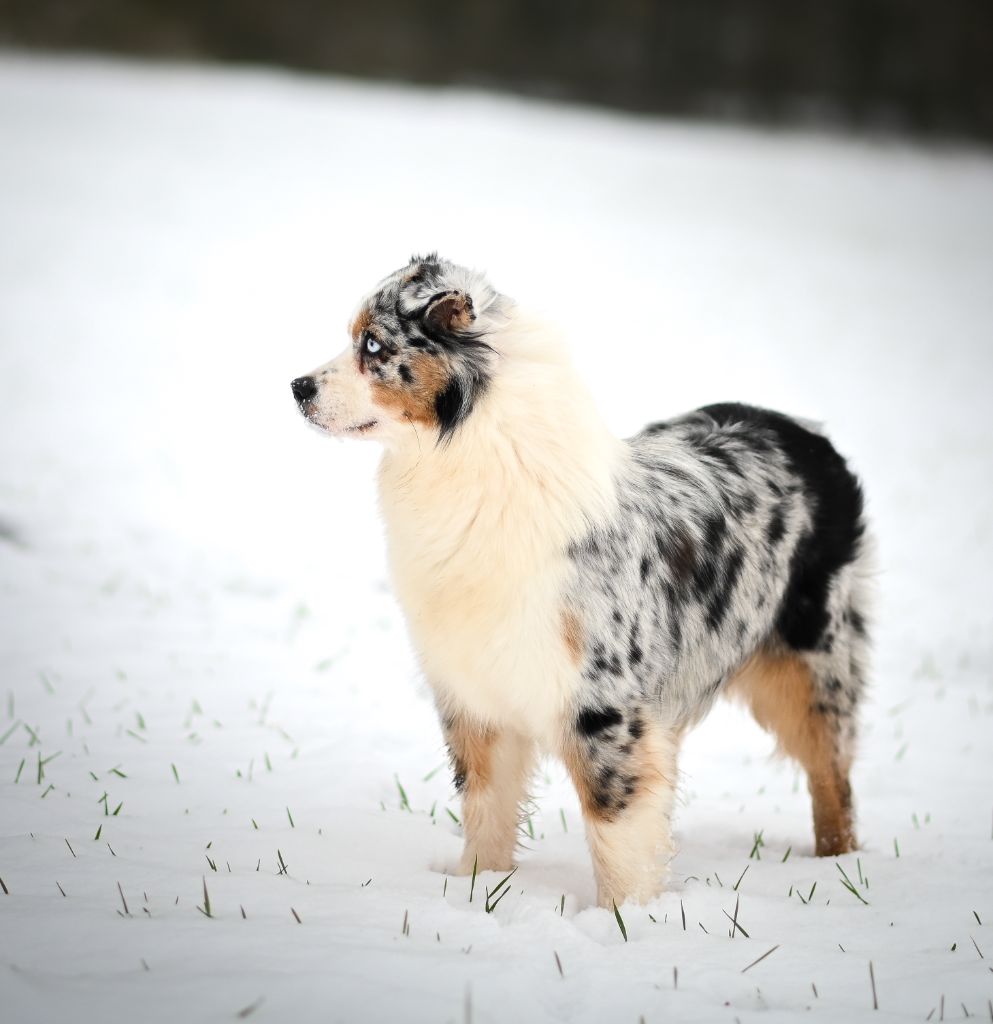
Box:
[431, 852, 515, 877]
[429, 858, 469, 877]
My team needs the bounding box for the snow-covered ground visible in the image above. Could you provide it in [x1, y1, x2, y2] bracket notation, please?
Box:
[1, 52, 992, 1024]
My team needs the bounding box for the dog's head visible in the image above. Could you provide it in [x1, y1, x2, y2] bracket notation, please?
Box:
[291, 254, 508, 444]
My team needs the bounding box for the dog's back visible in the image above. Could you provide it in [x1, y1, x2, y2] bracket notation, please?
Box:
[568, 402, 868, 718]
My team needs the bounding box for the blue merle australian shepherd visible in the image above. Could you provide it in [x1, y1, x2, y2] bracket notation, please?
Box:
[291, 254, 871, 907]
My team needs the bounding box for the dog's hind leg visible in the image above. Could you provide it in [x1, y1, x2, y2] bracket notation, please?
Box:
[563, 712, 680, 907]
[443, 712, 535, 874]
[728, 642, 863, 856]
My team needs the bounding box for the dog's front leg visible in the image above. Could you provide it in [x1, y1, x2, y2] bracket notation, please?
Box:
[563, 714, 680, 907]
[442, 712, 535, 874]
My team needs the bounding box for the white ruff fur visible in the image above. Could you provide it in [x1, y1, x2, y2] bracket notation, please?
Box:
[377, 313, 623, 745]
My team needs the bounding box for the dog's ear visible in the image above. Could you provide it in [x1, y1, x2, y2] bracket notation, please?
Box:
[424, 290, 475, 337]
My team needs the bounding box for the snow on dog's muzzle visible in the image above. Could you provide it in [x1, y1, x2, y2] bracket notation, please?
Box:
[290, 376, 317, 406]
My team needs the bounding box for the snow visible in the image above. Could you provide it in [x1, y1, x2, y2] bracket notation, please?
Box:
[1, 51, 992, 1024]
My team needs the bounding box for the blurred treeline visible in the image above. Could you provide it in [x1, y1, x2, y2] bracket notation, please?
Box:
[2, 0, 991, 142]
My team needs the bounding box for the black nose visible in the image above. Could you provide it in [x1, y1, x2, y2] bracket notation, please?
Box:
[291, 376, 317, 403]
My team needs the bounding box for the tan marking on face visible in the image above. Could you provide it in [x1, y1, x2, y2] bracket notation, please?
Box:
[727, 650, 855, 856]
[350, 306, 372, 343]
[562, 610, 584, 665]
[369, 351, 448, 427]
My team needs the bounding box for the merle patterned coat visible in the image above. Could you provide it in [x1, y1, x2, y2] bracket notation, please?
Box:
[292, 255, 871, 907]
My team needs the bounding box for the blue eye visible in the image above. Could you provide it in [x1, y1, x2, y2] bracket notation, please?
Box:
[365, 336, 381, 354]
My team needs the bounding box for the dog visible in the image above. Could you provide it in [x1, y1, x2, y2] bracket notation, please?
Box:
[291, 254, 871, 908]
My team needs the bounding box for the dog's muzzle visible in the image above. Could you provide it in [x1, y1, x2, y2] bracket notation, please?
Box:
[291, 376, 317, 405]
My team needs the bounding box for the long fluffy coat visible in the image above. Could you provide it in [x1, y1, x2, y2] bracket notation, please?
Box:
[291, 255, 871, 906]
